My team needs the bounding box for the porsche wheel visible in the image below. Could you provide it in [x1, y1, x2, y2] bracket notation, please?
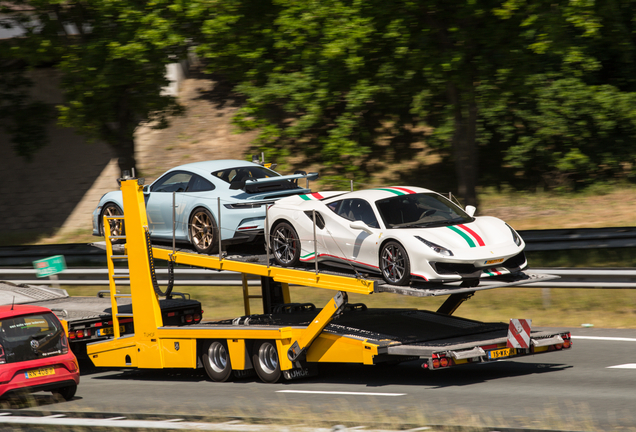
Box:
[271, 222, 301, 267]
[189, 208, 219, 254]
[100, 203, 125, 242]
[252, 340, 282, 383]
[380, 241, 411, 286]
[202, 340, 233, 382]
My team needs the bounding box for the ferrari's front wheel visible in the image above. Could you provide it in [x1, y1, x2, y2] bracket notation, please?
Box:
[380, 241, 411, 286]
[271, 222, 301, 267]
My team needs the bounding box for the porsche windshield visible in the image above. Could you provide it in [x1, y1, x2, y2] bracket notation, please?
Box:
[212, 166, 281, 184]
[376, 193, 473, 228]
[0, 312, 67, 364]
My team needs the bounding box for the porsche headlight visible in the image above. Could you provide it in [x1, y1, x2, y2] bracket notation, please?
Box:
[415, 236, 454, 257]
[506, 224, 522, 246]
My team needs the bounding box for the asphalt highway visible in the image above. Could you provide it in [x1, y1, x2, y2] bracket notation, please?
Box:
[16, 327, 636, 430]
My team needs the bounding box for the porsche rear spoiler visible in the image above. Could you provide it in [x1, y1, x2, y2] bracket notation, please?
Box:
[230, 171, 319, 194]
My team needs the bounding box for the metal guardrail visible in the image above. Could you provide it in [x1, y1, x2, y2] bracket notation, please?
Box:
[2, 267, 635, 288]
[520, 226, 636, 251]
[2, 227, 636, 267]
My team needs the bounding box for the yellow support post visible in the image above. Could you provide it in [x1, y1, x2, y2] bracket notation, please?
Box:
[287, 291, 346, 362]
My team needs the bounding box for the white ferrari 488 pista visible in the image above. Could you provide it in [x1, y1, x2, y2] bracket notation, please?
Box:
[266, 187, 527, 286]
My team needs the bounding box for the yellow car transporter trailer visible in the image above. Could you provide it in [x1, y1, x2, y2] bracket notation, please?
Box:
[87, 178, 571, 383]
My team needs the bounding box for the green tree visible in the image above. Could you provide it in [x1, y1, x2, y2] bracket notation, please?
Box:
[0, 66, 53, 161]
[479, 0, 636, 191]
[190, 0, 636, 203]
[1, 0, 189, 173]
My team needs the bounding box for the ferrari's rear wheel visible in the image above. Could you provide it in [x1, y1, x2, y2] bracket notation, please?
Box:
[189, 208, 219, 254]
[272, 222, 301, 267]
[100, 203, 125, 242]
[380, 241, 411, 286]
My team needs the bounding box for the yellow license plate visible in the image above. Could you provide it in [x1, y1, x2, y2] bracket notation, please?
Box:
[485, 258, 505, 265]
[26, 367, 55, 379]
[98, 325, 125, 336]
[488, 347, 516, 359]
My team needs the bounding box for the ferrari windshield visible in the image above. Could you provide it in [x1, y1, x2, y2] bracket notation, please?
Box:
[0, 312, 67, 364]
[376, 193, 473, 228]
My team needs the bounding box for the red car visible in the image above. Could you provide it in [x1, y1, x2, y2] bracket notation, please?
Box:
[0, 305, 79, 400]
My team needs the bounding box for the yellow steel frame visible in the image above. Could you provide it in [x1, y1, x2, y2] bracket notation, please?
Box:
[151, 247, 376, 295]
[87, 179, 383, 373]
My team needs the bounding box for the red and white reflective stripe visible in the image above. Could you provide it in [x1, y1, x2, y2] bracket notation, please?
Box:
[507, 318, 532, 349]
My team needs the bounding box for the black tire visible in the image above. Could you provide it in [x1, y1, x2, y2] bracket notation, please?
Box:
[189, 208, 219, 254]
[52, 384, 77, 401]
[271, 222, 301, 267]
[202, 340, 233, 382]
[252, 340, 282, 383]
[100, 203, 125, 242]
[379, 241, 411, 286]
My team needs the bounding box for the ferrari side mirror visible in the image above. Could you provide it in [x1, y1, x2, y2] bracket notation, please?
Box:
[349, 220, 373, 235]
[465, 205, 476, 217]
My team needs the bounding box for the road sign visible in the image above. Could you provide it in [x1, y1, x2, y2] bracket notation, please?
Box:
[33, 255, 67, 278]
[507, 318, 532, 349]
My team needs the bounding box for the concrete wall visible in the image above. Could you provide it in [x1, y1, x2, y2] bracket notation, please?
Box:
[0, 68, 116, 242]
[0, 63, 190, 243]
[0, 122, 115, 241]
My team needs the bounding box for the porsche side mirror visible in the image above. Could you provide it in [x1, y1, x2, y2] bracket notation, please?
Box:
[349, 220, 373, 235]
[465, 205, 476, 217]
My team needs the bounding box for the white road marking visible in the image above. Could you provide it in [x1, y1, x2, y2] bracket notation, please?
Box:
[277, 390, 406, 397]
[607, 364, 636, 369]
[571, 336, 636, 342]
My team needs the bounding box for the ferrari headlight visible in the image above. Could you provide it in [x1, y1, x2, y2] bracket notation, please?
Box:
[415, 236, 454, 257]
[506, 224, 522, 246]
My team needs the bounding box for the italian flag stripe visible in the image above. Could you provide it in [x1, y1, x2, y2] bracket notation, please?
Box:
[484, 268, 503, 277]
[447, 226, 476, 247]
[300, 252, 316, 261]
[300, 193, 324, 201]
[375, 187, 417, 196]
[390, 187, 417, 194]
[458, 224, 486, 246]
[376, 188, 405, 196]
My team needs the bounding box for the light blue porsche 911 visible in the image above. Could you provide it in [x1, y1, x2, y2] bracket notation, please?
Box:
[92, 160, 318, 253]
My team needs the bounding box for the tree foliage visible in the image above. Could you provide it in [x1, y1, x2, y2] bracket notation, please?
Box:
[189, 0, 636, 202]
[1, 0, 190, 173]
[4, 0, 636, 199]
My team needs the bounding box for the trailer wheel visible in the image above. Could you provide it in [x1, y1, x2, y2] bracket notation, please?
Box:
[253, 340, 282, 383]
[202, 340, 233, 382]
[52, 384, 77, 401]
